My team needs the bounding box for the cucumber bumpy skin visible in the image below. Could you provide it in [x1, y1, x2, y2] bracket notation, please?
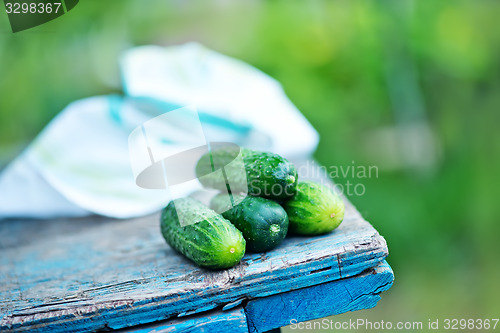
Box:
[196, 147, 298, 199]
[211, 194, 289, 252]
[160, 198, 246, 269]
[282, 181, 345, 235]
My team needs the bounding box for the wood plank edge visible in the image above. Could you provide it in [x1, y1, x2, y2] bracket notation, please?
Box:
[244, 261, 394, 333]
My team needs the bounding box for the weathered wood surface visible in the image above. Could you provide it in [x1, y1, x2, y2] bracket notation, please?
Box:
[122, 306, 249, 333]
[0, 162, 391, 332]
[245, 261, 394, 333]
[117, 261, 393, 333]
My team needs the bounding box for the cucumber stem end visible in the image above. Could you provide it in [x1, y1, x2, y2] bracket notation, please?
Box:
[270, 224, 281, 234]
[286, 175, 296, 185]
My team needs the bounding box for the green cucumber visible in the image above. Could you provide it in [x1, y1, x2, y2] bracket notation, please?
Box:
[282, 181, 345, 235]
[196, 146, 298, 199]
[210, 194, 289, 252]
[160, 197, 246, 269]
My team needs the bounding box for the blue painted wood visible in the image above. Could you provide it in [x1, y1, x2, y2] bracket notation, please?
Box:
[0, 161, 391, 332]
[116, 262, 393, 333]
[245, 261, 394, 333]
[122, 306, 248, 333]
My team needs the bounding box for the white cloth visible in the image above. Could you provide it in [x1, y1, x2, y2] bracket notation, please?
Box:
[0, 43, 318, 219]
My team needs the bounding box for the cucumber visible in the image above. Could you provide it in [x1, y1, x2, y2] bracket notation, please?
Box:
[160, 197, 246, 269]
[196, 146, 298, 199]
[211, 194, 289, 252]
[282, 181, 345, 235]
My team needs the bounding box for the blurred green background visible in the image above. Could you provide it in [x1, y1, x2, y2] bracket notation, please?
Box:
[1, 1, 499, 331]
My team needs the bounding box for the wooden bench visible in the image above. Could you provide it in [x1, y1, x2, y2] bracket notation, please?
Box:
[0, 162, 393, 332]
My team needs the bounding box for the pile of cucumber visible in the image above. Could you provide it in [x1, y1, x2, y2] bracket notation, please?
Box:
[160, 147, 345, 270]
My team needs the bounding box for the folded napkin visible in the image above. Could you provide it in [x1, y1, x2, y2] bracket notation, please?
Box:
[0, 43, 318, 219]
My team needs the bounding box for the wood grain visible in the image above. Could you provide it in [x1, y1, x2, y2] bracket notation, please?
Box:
[0, 161, 391, 332]
[122, 306, 248, 333]
[112, 261, 393, 333]
[245, 261, 394, 333]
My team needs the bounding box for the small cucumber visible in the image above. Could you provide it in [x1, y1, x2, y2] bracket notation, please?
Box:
[211, 194, 289, 252]
[196, 146, 298, 199]
[282, 181, 345, 235]
[160, 198, 246, 269]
